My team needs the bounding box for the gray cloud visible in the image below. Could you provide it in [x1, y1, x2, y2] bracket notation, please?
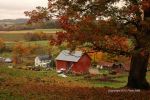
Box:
[0, 9, 26, 19]
[0, 0, 48, 19]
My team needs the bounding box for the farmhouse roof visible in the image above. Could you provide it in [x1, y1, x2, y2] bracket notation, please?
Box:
[55, 50, 83, 62]
[36, 55, 51, 61]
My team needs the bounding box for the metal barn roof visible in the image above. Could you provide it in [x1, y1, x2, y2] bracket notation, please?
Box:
[36, 55, 51, 61]
[55, 50, 83, 62]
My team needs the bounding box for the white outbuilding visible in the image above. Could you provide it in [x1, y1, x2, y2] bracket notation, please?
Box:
[35, 55, 51, 68]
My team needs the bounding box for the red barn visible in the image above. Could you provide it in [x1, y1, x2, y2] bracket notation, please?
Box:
[55, 50, 91, 74]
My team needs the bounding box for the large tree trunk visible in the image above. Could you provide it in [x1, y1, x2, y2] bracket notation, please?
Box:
[127, 49, 150, 89]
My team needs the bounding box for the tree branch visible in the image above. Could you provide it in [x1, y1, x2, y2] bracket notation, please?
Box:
[93, 45, 131, 56]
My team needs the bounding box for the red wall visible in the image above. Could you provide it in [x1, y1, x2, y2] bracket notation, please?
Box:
[56, 60, 68, 71]
[72, 55, 91, 73]
[56, 54, 91, 74]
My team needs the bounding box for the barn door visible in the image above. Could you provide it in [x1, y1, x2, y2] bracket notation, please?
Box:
[66, 62, 74, 74]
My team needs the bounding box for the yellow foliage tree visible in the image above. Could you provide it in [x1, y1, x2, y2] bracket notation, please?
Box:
[13, 42, 30, 64]
[0, 38, 5, 53]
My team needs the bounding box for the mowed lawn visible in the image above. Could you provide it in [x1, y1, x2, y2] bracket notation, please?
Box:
[0, 66, 150, 100]
[0, 29, 62, 41]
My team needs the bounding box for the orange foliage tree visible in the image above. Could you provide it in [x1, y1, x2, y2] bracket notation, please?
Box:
[25, 0, 150, 89]
[13, 42, 30, 64]
[13, 42, 39, 64]
[0, 38, 5, 53]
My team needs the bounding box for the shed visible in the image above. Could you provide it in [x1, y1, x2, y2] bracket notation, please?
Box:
[35, 55, 51, 68]
[55, 50, 91, 74]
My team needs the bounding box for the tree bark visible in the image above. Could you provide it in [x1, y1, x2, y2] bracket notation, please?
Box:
[127, 49, 150, 90]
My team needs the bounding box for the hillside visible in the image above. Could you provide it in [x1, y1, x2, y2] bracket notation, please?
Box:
[0, 18, 28, 25]
[0, 18, 60, 31]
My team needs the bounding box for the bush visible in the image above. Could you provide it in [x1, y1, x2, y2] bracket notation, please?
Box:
[24, 32, 50, 41]
[24, 32, 39, 41]
[12, 42, 39, 64]
[0, 38, 6, 53]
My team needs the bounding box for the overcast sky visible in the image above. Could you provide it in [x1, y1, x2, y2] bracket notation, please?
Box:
[0, 0, 48, 19]
[0, 0, 124, 20]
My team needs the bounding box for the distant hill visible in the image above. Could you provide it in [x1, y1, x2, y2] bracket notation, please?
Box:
[0, 18, 60, 31]
[0, 18, 28, 25]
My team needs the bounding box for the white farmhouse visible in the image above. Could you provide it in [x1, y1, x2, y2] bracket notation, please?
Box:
[35, 55, 51, 68]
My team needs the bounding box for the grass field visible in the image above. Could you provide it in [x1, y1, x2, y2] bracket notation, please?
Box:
[0, 29, 62, 41]
[0, 29, 64, 60]
[1, 29, 150, 99]
[0, 29, 62, 34]
[0, 66, 150, 100]
[5, 40, 49, 47]
[0, 66, 130, 88]
[0, 40, 50, 58]
[0, 34, 24, 41]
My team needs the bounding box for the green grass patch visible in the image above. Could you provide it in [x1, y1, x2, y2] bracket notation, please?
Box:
[25, 40, 49, 46]
[0, 29, 62, 34]
[99, 69, 109, 74]
[91, 81, 127, 88]
[0, 52, 12, 58]
[0, 29, 62, 41]
[0, 66, 150, 99]
[5, 40, 49, 48]
[0, 66, 56, 78]
[0, 90, 25, 100]
[0, 66, 150, 88]
[0, 33, 24, 41]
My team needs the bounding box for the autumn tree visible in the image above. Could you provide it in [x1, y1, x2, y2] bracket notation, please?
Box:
[24, 32, 49, 41]
[13, 42, 30, 64]
[24, 6, 51, 24]
[0, 38, 5, 53]
[13, 42, 40, 64]
[25, 0, 150, 89]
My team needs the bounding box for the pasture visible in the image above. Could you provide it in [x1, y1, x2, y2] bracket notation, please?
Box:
[0, 29, 60, 58]
[0, 66, 150, 99]
[0, 29, 150, 99]
[0, 29, 62, 41]
[0, 40, 49, 58]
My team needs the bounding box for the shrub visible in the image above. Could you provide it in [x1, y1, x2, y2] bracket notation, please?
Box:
[12, 42, 39, 64]
[24, 32, 50, 41]
[0, 38, 6, 53]
[24, 32, 39, 41]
